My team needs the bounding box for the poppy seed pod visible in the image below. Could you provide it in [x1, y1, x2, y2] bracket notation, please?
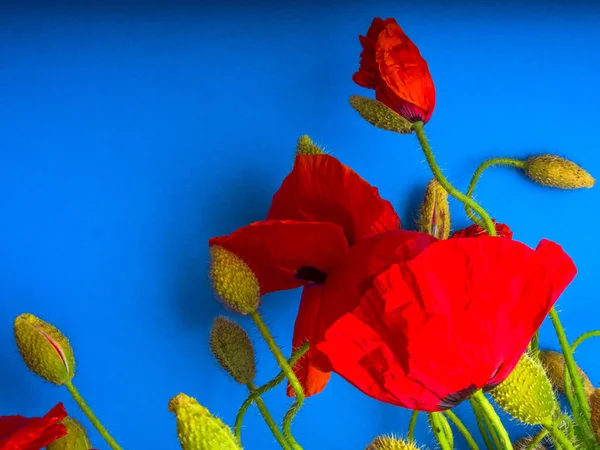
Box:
[513, 437, 547, 450]
[591, 388, 600, 444]
[490, 353, 559, 425]
[539, 350, 595, 398]
[14, 313, 76, 386]
[524, 155, 595, 189]
[168, 393, 241, 450]
[418, 179, 450, 239]
[209, 316, 256, 385]
[349, 95, 413, 134]
[209, 245, 260, 315]
[46, 418, 91, 450]
[296, 135, 324, 156]
[366, 436, 421, 450]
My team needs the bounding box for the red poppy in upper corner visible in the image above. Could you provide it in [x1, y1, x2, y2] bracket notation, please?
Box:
[353, 17, 436, 123]
[0, 402, 68, 450]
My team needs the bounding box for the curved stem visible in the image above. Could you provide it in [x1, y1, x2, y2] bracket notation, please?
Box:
[470, 399, 494, 450]
[428, 413, 452, 450]
[526, 429, 548, 450]
[235, 343, 309, 445]
[470, 390, 512, 450]
[443, 410, 480, 450]
[408, 411, 419, 443]
[64, 381, 122, 450]
[246, 383, 291, 450]
[250, 311, 304, 450]
[412, 121, 497, 236]
[464, 157, 525, 223]
[543, 420, 577, 450]
[571, 330, 600, 352]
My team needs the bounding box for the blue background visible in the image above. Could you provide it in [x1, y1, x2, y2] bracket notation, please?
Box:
[1, 1, 599, 449]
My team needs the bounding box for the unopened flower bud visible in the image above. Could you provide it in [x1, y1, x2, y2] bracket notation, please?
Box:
[590, 388, 600, 445]
[349, 95, 413, 134]
[209, 245, 260, 315]
[539, 350, 594, 399]
[418, 179, 450, 239]
[514, 437, 547, 450]
[14, 313, 75, 385]
[366, 435, 420, 450]
[296, 135, 324, 156]
[524, 155, 595, 189]
[210, 316, 256, 385]
[168, 393, 241, 450]
[46, 417, 91, 450]
[490, 353, 559, 425]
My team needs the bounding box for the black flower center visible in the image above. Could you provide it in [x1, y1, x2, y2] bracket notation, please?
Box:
[296, 266, 327, 284]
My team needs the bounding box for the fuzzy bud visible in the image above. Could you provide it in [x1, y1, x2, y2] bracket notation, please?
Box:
[349, 95, 413, 134]
[14, 313, 75, 385]
[590, 388, 600, 444]
[46, 417, 92, 450]
[209, 245, 260, 315]
[524, 155, 595, 189]
[366, 436, 420, 450]
[418, 179, 450, 239]
[168, 393, 241, 450]
[210, 316, 256, 385]
[490, 353, 559, 425]
[296, 135, 324, 156]
[514, 437, 547, 450]
[539, 350, 594, 398]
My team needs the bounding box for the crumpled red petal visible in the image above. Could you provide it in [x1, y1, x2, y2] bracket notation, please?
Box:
[316, 235, 576, 411]
[209, 220, 349, 295]
[451, 221, 513, 239]
[267, 154, 401, 246]
[353, 17, 397, 89]
[0, 403, 68, 450]
[287, 285, 331, 398]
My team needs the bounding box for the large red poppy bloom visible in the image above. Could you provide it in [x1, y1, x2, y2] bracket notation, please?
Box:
[353, 17, 436, 124]
[209, 154, 577, 410]
[0, 403, 68, 450]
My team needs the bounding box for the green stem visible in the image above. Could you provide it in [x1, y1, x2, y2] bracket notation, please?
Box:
[543, 420, 577, 450]
[235, 343, 309, 446]
[408, 411, 419, 443]
[470, 399, 494, 450]
[549, 308, 591, 419]
[428, 413, 452, 450]
[246, 383, 291, 450]
[572, 330, 600, 352]
[526, 429, 548, 450]
[443, 410, 480, 450]
[470, 391, 512, 450]
[412, 121, 497, 236]
[529, 331, 540, 362]
[64, 381, 122, 450]
[464, 157, 525, 224]
[250, 311, 304, 450]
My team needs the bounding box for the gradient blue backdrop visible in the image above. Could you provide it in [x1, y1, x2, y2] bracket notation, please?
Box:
[1, 1, 599, 449]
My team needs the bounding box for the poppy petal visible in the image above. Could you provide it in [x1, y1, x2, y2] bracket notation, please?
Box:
[353, 17, 397, 89]
[451, 221, 513, 239]
[209, 220, 349, 295]
[0, 403, 68, 449]
[287, 285, 331, 397]
[267, 154, 401, 245]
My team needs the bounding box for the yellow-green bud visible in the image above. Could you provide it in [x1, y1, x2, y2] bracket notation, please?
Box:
[524, 155, 595, 189]
[209, 245, 260, 315]
[349, 95, 413, 134]
[14, 313, 75, 385]
[168, 393, 241, 450]
[490, 353, 559, 425]
[539, 350, 595, 399]
[210, 316, 256, 385]
[296, 135, 324, 156]
[366, 436, 421, 450]
[513, 437, 547, 450]
[46, 417, 91, 450]
[418, 179, 450, 239]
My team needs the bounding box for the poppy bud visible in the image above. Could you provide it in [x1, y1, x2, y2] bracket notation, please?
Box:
[513, 437, 547, 450]
[418, 179, 450, 240]
[46, 417, 91, 450]
[168, 393, 241, 450]
[365, 435, 420, 450]
[14, 313, 75, 386]
[490, 353, 559, 425]
[296, 135, 324, 156]
[209, 245, 260, 315]
[539, 350, 594, 398]
[524, 155, 595, 189]
[209, 316, 256, 385]
[349, 95, 413, 134]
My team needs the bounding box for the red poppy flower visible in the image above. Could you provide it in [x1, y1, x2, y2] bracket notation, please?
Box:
[451, 221, 513, 239]
[353, 17, 436, 123]
[0, 403, 68, 450]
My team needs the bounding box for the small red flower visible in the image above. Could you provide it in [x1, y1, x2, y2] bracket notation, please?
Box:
[353, 17, 436, 123]
[451, 220, 513, 239]
[0, 403, 68, 450]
